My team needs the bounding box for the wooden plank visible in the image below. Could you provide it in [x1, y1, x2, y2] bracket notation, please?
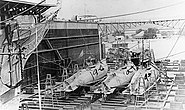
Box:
[174, 95, 185, 103]
[125, 106, 141, 110]
[175, 76, 184, 81]
[161, 84, 174, 109]
[63, 105, 76, 110]
[164, 108, 184, 110]
[101, 106, 116, 110]
[176, 89, 185, 95]
[27, 105, 62, 110]
[0, 88, 15, 104]
[101, 102, 127, 107]
[170, 101, 183, 109]
[175, 80, 184, 84]
[178, 84, 185, 89]
[174, 73, 184, 76]
[91, 103, 101, 110]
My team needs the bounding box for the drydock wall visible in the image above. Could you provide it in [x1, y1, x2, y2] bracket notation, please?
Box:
[22, 21, 99, 88]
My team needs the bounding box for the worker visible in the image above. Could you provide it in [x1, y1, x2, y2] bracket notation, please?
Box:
[141, 49, 151, 68]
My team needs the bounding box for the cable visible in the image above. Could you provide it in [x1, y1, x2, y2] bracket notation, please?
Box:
[164, 23, 185, 60]
[129, 43, 140, 50]
[164, 36, 180, 59]
[157, 50, 185, 60]
[40, 65, 60, 70]
[78, 23, 92, 60]
[78, 1, 185, 21]
[0, 0, 46, 24]
[38, 55, 61, 66]
[0, 1, 10, 10]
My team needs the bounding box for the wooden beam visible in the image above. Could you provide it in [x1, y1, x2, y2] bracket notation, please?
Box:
[43, 34, 99, 40]
[34, 42, 99, 53]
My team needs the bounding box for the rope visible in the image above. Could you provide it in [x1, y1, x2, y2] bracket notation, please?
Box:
[0, 0, 46, 24]
[0, 1, 10, 10]
[78, 23, 89, 56]
[24, 64, 60, 71]
[38, 55, 61, 66]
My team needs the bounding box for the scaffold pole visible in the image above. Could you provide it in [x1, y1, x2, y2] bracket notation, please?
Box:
[36, 23, 42, 110]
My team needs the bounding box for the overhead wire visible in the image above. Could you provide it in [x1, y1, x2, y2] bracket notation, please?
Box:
[78, 1, 185, 21]
[164, 22, 185, 60]
[129, 43, 140, 50]
[157, 50, 185, 60]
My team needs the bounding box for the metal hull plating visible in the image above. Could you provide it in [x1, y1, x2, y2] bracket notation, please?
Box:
[64, 59, 108, 92]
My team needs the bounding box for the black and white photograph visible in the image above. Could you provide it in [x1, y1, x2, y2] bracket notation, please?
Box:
[1, 0, 185, 110]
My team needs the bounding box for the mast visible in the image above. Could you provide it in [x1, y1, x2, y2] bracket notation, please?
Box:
[5, 24, 13, 87]
[98, 24, 102, 60]
[141, 39, 144, 69]
[34, 15, 42, 110]
[17, 23, 24, 81]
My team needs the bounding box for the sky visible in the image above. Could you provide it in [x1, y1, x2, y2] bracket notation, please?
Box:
[58, 0, 185, 21]
[150, 36, 185, 61]
[17, 0, 185, 21]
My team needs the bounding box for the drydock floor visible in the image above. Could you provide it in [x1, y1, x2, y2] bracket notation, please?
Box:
[19, 71, 185, 110]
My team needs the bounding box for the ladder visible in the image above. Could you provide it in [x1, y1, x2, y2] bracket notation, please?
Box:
[148, 69, 160, 102]
[135, 77, 148, 110]
[44, 74, 55, 107]
[169, 73, 185, 110]
[62, 68, 68, 81]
